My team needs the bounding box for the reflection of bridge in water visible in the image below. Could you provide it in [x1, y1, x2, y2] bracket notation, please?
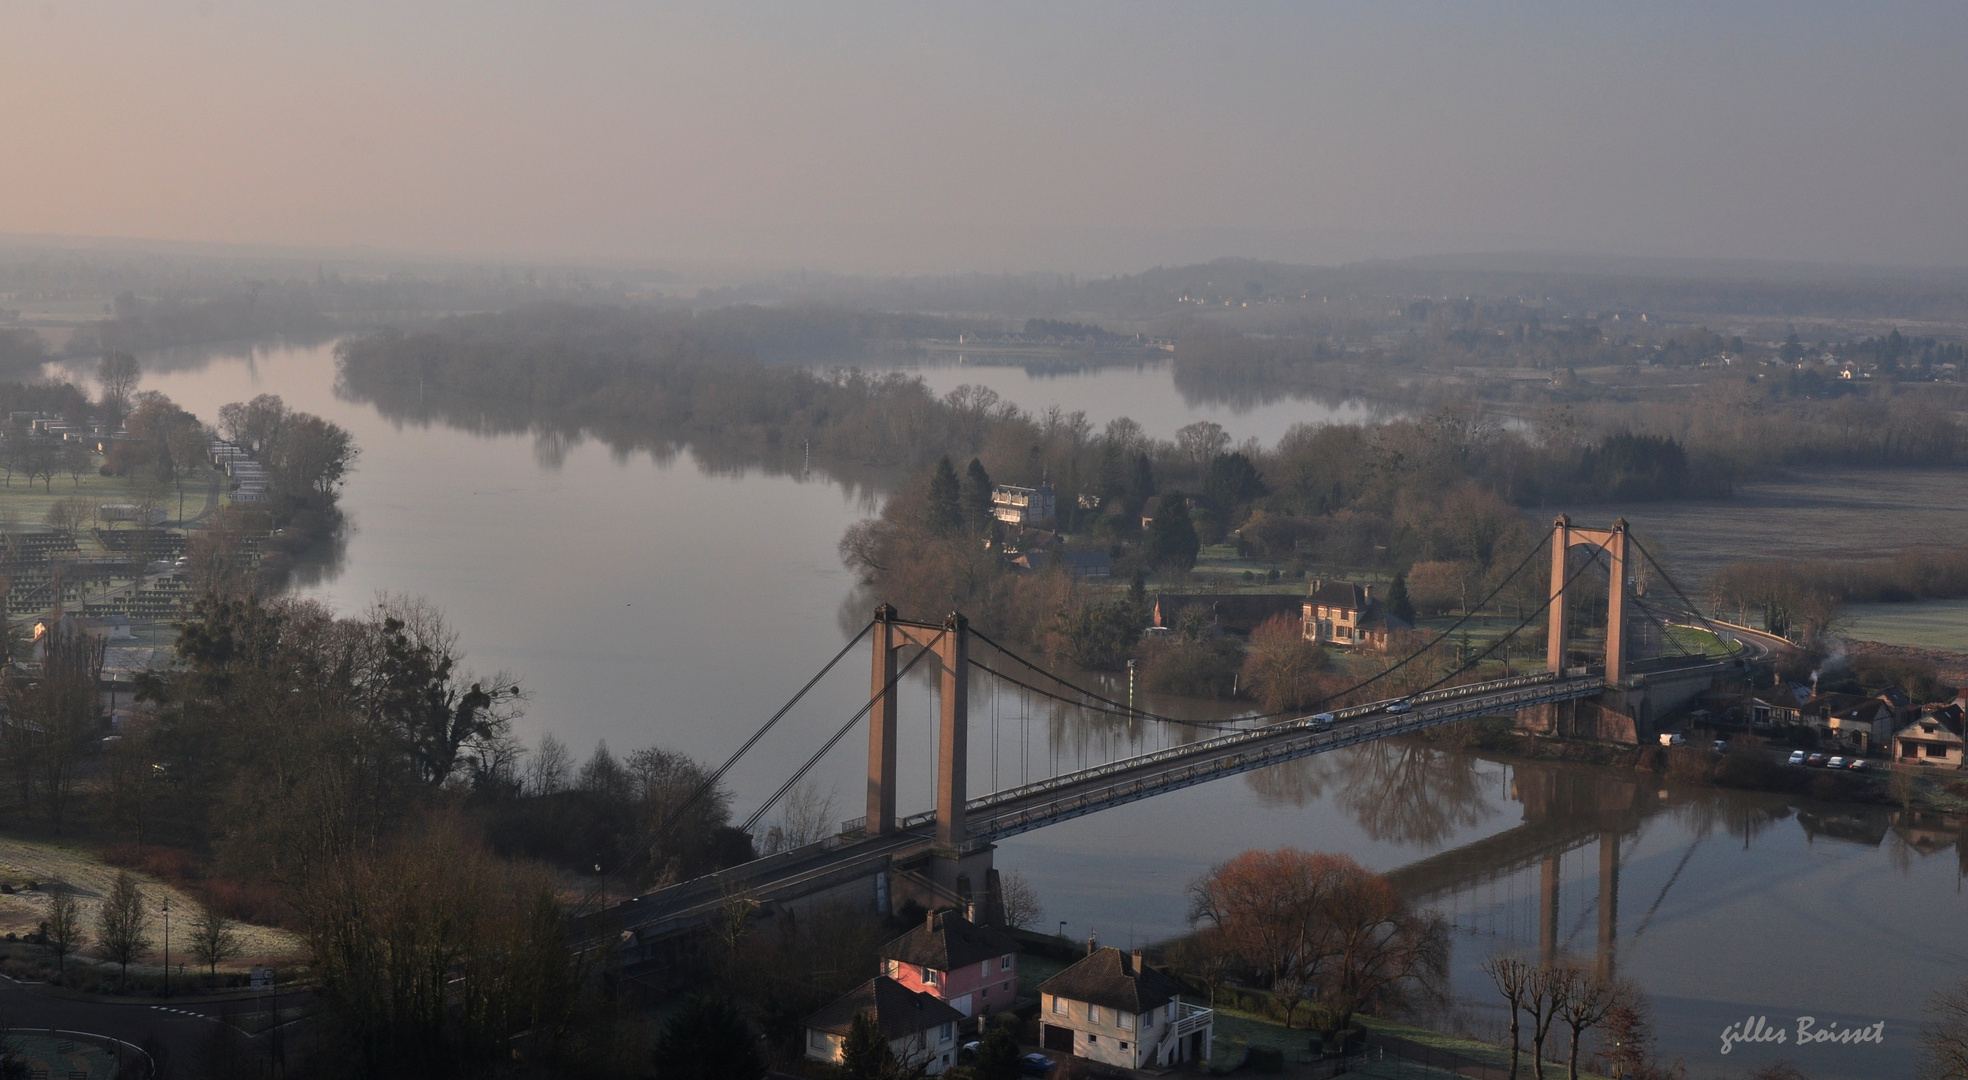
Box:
[579, 519, 1765, 973]
[1385, 762, 1663, 979]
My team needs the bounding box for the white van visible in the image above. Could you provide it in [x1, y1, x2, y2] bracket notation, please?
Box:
[1310, 713, 1335, 731]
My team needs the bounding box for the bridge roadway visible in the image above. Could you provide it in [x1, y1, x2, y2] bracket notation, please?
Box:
[578, 671, 1611, 948]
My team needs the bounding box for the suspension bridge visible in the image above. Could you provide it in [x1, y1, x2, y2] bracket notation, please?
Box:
[578, 517, 1777, 974]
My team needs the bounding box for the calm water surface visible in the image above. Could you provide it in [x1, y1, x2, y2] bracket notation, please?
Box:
[76, 343, 1960, 1079]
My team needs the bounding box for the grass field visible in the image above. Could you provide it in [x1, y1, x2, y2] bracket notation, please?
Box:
[0, 835, 304, 972]
[1843, 599, 1968, 650]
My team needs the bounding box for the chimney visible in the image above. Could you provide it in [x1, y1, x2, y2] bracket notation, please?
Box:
[1364, 584, 1373, 603]
[1086, 933, 1098, 957]
[1312, 578, 1322, 595]
[928, 909, 939, 931]
[1131, 950, 1145, 976]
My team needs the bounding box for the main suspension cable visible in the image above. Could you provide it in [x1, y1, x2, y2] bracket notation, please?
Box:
[575, 619, 876, 912]
[740, 629, 946, 835]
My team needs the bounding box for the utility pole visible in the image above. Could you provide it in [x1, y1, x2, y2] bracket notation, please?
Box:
[161, 896, 170, 997]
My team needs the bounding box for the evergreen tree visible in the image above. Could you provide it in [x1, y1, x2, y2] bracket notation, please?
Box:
[840, 1010, 898, 1080]
[1125, 453, 1157, 511]
[1386, 571, 1415, 624]
[961, 458, 995, 533]
[925, 457, 963, 535]
[974, 1022, 1023, 1080]
[1145, 492, 1200, 572]
[653, 995, 764, 1080]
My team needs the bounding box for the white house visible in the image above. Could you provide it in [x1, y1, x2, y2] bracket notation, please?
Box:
[991, 483, 1055, 526]
[1037, 947, 1212, 1070]
[803, 976, 966, 1075]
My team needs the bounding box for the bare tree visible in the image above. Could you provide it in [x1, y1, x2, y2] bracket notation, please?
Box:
[96, 871, 152, 987]
[1555, 966, 1627, 1080]
[1482, 954, 1534, 1080]
[760, 780, 837, 854]
[43, 883, 81, 976]
[1523, 966, 1569, 1080]
[189, 904, 240, 977]
[96, 352, 140, 427]
[524, 732, 573, 796]
[1925, 978, 1968, 1080]
[1000, 869, 1043, 931]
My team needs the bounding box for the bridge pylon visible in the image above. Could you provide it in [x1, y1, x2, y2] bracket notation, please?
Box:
[866, 606, 970, 851]
[1546, 515, 1631, 686]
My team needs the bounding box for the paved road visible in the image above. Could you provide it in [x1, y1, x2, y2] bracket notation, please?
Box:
[0, 978, 305, 1077]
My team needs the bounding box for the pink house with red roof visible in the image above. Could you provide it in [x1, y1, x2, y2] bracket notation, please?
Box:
[879, 909, 1021, 1020]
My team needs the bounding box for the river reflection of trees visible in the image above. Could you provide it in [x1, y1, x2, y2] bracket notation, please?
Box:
[1246, 741, 1498, 848]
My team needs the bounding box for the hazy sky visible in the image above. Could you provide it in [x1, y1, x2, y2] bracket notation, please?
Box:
[5, 2, 1966, 273]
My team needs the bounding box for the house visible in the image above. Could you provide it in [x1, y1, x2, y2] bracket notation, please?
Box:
[878, 909, 1021, 1020]
[1037, 947, 1212, 1070]
[802, 976, 966, 1075]
[992, 483, 1055, 527]
[1895, 705, 1966, 769]
[1302, 579, 1412, 651]
[1152, 593, 1304, 636]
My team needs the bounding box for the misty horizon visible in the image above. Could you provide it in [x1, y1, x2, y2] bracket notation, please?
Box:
[6, 3, 1967, 274]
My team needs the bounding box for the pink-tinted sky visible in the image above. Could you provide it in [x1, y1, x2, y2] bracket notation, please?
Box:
[4, 2, 1965, 272]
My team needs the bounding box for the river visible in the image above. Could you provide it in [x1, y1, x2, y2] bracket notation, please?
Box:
[63, 341, 1962, 1079]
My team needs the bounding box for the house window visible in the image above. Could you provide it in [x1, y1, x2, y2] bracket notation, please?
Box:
[1142, 1011, 1154, 1028]
[809, 1029, 829, 1050]
[1119, 1013, 1132, 1030]
[1087, 1034, 1097, 1045]
[1166, 1004, 1176, 1023]
[940, 1022, 953, 1043]
[1002, 954, 1013, 970]
[982, 961, 990, 978]
[1089, 1005, 1101, 1024]
[924, 967, 939, 986]
[1052, 996, 1067, 1015]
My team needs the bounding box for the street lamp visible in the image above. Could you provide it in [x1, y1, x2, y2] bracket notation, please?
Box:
[161, 896, 170, 997]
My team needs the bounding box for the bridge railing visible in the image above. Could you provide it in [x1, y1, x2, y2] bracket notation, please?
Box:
[971, 677, 1606, 840]
[966, 671, 1573, 812]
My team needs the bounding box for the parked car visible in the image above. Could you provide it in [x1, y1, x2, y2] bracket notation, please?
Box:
[1806, 753, 1827, 767]
[1385, 699, 1414, 714]
[1020, 1053, 1057, 1076]
[1659, 733, 1685, 747]
[1826, 756, 1847, 769]
[1788, 750, 1807, 765]
[1846, 758, 1869, 771]
[1713, 739, 1729, 752]
[1310, 713, 1336, 730]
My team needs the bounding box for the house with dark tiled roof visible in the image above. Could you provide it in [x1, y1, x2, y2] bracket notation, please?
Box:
[1302, 579, 1411, 651]
[878, 909, 1020, 1019]
[1895, 704, 1966, 769]
[802, 976, 966, 1074]
[1037, 947, 1212, 1070]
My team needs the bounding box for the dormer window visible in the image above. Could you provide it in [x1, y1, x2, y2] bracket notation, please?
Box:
[924, 967, 939, 986]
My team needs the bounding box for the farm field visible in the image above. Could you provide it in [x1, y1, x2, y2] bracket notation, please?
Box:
[1604, 467, 1968, 581]
[1843, 599, 1968, 651]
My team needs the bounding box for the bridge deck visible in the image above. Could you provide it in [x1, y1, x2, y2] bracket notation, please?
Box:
[581, 671, 1618, 946]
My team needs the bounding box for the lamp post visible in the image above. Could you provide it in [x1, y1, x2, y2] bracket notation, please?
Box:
[161, 896, 170, 997]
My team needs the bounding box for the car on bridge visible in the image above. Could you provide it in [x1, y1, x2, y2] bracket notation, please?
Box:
[1310, 713, 1335, 730]
[1384, 699, 1414, 714]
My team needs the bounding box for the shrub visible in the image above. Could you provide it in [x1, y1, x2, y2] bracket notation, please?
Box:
[1246, 1046, 1285, 1073]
